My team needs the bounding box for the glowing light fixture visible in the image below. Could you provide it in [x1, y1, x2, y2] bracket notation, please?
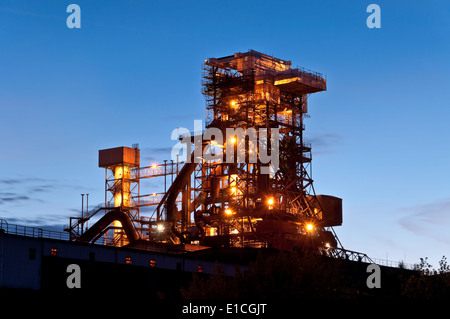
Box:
[225, 208, 233, 215]
[156, 224, 165, 232]
[306, 223, 314, 232]
[267, 197, 274, 210]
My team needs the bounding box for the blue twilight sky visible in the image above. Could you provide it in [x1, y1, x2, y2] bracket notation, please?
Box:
[0, 0, 449, 267]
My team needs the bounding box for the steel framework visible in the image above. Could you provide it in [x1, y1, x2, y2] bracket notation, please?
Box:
[67, 50, 349, 257]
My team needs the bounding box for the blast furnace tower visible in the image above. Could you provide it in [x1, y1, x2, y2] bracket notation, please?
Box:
[67, 50, 348, 258]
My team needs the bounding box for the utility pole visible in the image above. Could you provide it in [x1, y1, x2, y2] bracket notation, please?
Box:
[80, 194, 85, 235]
[164, 160, 167, 193]
[86, 193, 89, 232]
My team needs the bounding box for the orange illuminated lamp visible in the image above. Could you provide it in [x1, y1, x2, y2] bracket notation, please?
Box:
[267, 197, 274, 210]
[156, 224, 165, 232]
[306, 223, 314, 232]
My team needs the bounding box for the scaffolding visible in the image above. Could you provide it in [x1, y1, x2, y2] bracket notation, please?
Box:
[188, 50, 339, 251]
[66, 50, 346, 256]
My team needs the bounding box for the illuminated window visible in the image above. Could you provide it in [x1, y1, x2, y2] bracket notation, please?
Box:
[150, 260, 156, 268]
[125, 257, 132, 264]
[50, 248, 58, 256]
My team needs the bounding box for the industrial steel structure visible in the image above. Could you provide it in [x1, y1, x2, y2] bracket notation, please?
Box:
[66, 50, 366, 260]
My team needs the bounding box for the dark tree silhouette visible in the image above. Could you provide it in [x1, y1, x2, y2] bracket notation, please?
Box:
[401, 256, 450, 299]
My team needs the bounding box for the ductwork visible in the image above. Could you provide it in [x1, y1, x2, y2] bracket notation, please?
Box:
[77, 209, 139, 244]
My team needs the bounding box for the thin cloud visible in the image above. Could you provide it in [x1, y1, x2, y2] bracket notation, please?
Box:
[0, 177, 58, 185]
[143, 147, 173, 154]
[141, 147, 174, 164]
[0, 178, 58, 204]
[0, 195, 30, 204]
[397, 199, 450, 243]
[0, 192, 16, 197]
[307, 133, 345, 155]
[5, 214, 68, 228]
[161, 113, 201, 122]
[0, 7, 64, 20]
[0, 176, 85, 192]
[0, 178, 21, 185]
[0, 176, 91, 210]
[29, 184, 55, 193]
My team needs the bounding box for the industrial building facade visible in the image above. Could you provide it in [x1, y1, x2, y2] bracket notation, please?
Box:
[0, 223, 245, 296]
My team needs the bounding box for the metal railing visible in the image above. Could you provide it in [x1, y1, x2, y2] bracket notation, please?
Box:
[0, 219, 69, 241]
[371, 258, 414, 270]
[323, 246, 415, 270]
[294, 65, 326, 80]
